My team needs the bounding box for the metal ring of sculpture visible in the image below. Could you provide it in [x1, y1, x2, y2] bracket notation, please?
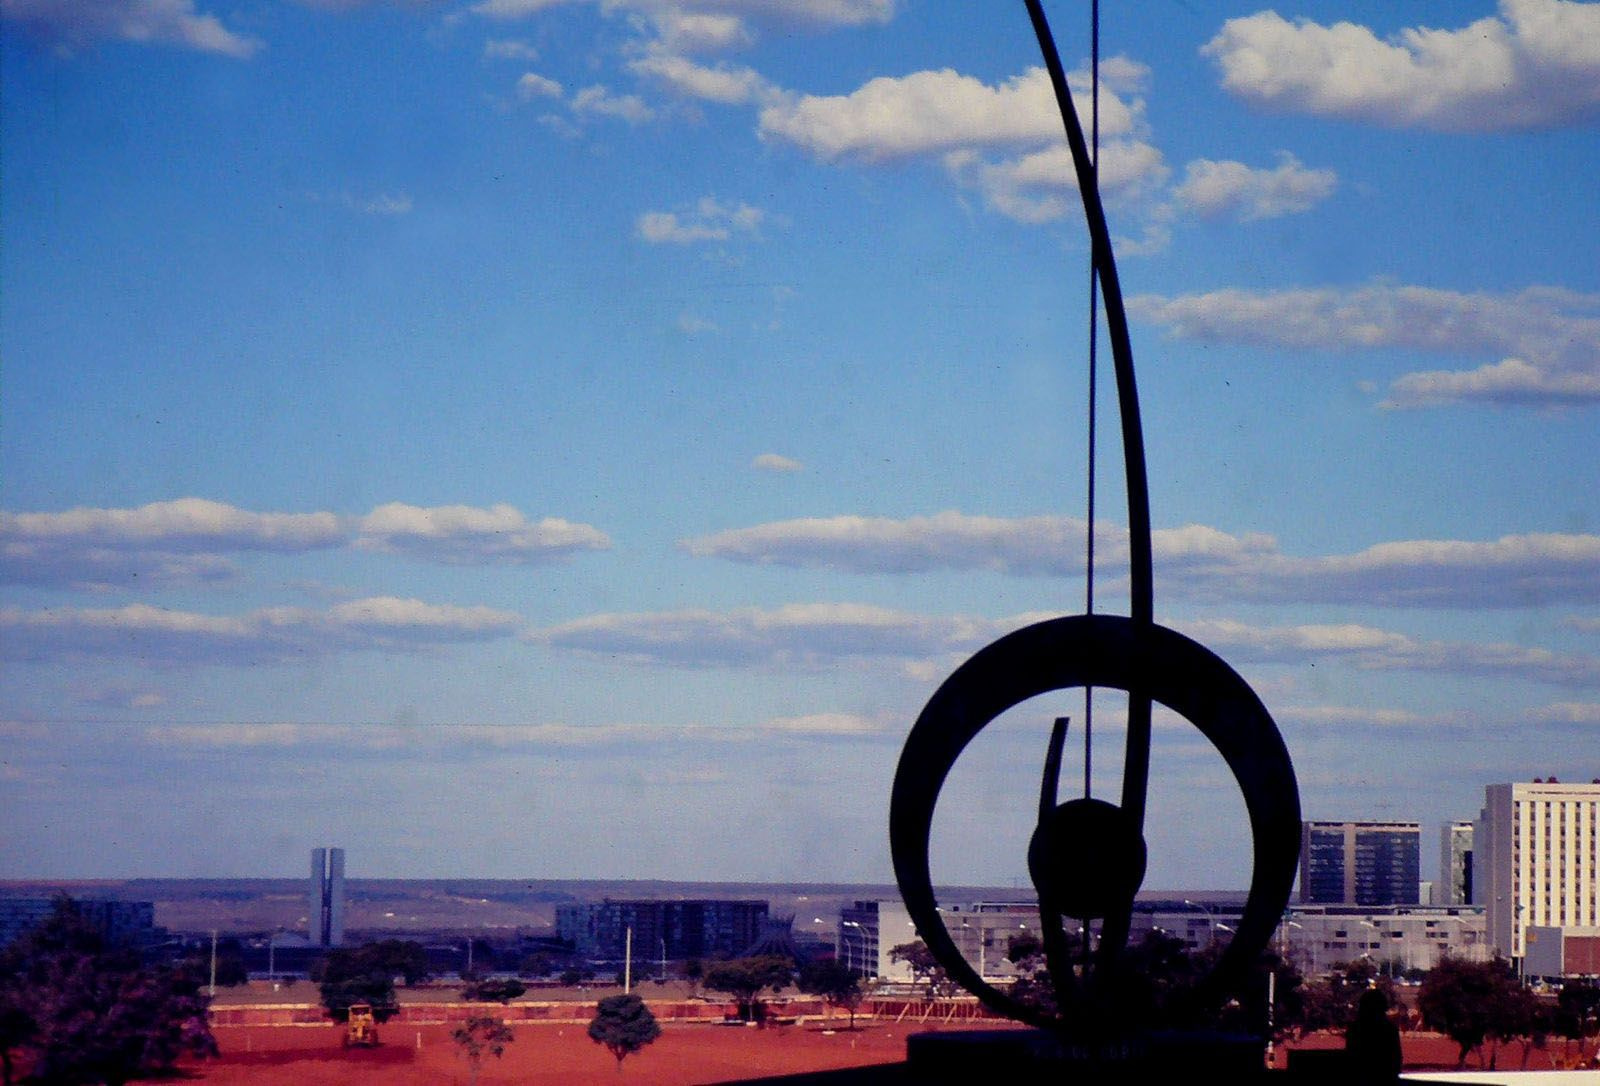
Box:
[889, 613, 1301, 1030]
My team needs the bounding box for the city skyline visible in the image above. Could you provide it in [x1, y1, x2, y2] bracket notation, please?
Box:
[2, 1, 1597, 886]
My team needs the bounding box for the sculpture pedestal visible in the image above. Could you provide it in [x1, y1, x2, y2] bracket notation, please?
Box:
[905, 1028, 1269, 1081]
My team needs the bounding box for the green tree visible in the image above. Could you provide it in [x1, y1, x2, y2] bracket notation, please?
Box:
[180, 936, 248, 988]
[0, 897, 216, 1085]
[1553, 980, 1600, 1068]
[797, 959, 865, 1029]
[889, 940, 957, 1000]
[359, 938, 431, 985]
[463, 976, 527, 1004]
[1299, 958, 1395, 1035]
[1419, 955, 1524, 1068]
[315, 944, 408, 1023]
[702, 956, 794, 1023]
[587, 993, 661, 1071]
[452, 1014, 514, 1086]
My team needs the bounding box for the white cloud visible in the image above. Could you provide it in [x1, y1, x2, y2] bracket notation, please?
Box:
[676, 312, 719, 334]
[636, 196, 765, 243]
[1, 0, 260, 58]
[1275, 704, 1439, 730]
[683, 511, 1600, 608]
[1566, 617, 1600, 633]
[630, 54, 774, 105]
[1381, 358, 1600, 408]
[1184, 616, 1600, 688]
[528, 599, 1599, 688]
[751, 453, 803, 473]
[0, 498, 344, 589]
[1527, 701, 1600, 724]
[645, 10, 749, 54]
[684, 511, 1088, 574]
[1203, 0, 1600, 131]
[74, 684, 168, 709]
[470, 0, 570, 17]
[516, 72, 564, 100]
[357, 192, 412, 215]
[0, 499, 611, 587]
[758, 60, 1176, 227]
[761, 712, 880, 736]
[355, 502, 610, 565]
[135, 711, 885, 752]
[759, 65, 1135, 162]
[570, 84, 655, 123]
[943, 138, 1169, 224]
[484, 38, 539, 60]
[0, 597, 522, 666]
[1173, 152, 1336, 221]
[528, 601, 1035, 669]
[1129, 284, 1600, 408]
[470, 0, 893, 30]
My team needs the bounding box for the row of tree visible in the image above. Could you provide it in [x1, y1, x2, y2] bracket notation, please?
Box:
[989, 928, 1600, 1070]
[0, 899, 216, 1085]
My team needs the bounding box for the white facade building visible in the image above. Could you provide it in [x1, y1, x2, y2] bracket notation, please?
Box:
[1477, 780, 1600, 961]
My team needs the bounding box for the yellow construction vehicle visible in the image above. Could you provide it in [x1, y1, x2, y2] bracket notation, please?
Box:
[343, 1003, 379, 1047]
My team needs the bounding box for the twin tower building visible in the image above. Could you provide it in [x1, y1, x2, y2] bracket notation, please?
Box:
[308, 846, 345, 948]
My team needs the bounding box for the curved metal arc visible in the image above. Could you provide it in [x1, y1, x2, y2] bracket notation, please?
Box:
[1024, 0, 1155, 878]
[889, 614, 1302, 1028]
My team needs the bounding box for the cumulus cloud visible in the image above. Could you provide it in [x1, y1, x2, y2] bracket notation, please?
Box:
[516, 72, 563, 99]
[630, 54, 774, 105]
[137, 710, 885, 751]
[1128, 284, 1600, 408]
[471, 0, 892, 31]
[1527, 701, 1600, 724]
[571, 85, 655, 123]
[1, 0, 260, 58]
[1, 498, 611, 587]
[758, 60, 1173, 227]
[683, 511, 1600, 608]
[484, 38, 539, 60]
[528, 599, 1598, 688]
[527, 601, 1033, 669]
[645, 10, 749, 53]
[759, 65, 1135, 161]
[636, 196, 765, 244]
[1203, 0, 1600, 131]
[752, 453, 803, 473]
[355, 502, 610, 565]
[0, 597, 521, 666]
[0, 498, 344, 589]
[676, 312, 719, 334]
[684, 511, 1088, 575]
[1381, 358, 1600, 408]
[1173, 152, 1336, 221]
[1184, 616, 1600, 688]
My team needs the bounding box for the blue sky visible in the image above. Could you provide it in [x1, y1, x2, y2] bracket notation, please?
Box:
[2, 0, 1597, 892]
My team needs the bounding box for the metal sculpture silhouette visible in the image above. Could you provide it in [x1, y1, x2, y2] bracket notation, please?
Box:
[889, 0, 1301, 1033]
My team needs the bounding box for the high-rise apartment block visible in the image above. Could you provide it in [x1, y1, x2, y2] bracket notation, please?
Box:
[1477, 780, 1600, 960]
[1440, 821, 1475, 906]
[1300, 820, 1421, 906]
[309, 847, 346, 947]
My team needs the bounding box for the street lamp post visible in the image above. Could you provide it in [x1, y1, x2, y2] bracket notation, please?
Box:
[1184, 899, 1216, 949]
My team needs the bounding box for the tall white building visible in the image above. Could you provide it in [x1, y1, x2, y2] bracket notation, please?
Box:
[1477, 780, 1600, 960]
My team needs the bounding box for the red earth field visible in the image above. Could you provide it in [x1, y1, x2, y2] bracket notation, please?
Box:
[201, 1019, 937, 1085]
[189, 1019, 1592, 1085]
